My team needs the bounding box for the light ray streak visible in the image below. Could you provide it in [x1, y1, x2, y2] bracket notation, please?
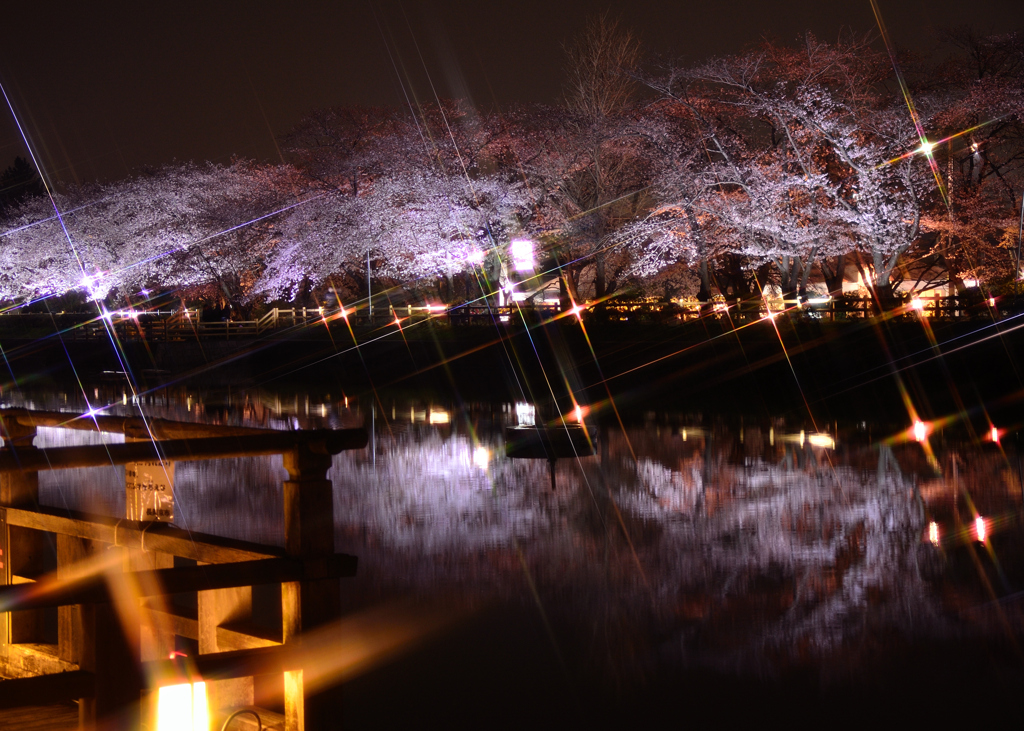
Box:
[869, 0, 949, 206]
[876, 118, 1005, 169]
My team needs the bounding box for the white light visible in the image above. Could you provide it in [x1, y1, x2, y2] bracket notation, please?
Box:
[989, 297, 996, 307]
[962, 279, 978, 288]
[467, 250, 485, 265]
[510, 239, 535, 272]
[990, 426, 1000, 444]
[928, 521, 940, 546]
[574, 404, 585, 422]
[975, 516, 987, 543]
[425, 303, 446, 312]
[910, 298, 925, 311]
[157, 681, 208, 731]
[807, 296, 831, 305]
[913, 420, 929, 442]
[428, 409, 450, 425]
[918, 140, 935, 155]
[510, 292, 529, 302]
[515, 402, 535, 427]
[472, 446, 490, 470]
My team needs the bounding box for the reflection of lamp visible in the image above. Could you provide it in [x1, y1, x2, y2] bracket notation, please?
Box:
[156, 681, 208, 731]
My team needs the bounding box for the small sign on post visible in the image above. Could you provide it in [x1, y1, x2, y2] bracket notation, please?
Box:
[125, 461, 174, 522]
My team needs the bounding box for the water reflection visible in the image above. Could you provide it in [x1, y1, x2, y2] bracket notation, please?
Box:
[2, 382, 1022, 693]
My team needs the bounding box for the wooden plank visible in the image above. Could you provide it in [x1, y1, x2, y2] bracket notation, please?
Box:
[0, 703, 80, 730]
[3, 409, 279, 439]
[0, 555, 357, 611]
[0, 429, 367, 473]
[6, 506, 284, 563]
[0, 670, 94, 708]
[140, 605, 199, 641]
[216, 621, 282, 651]
[0, 644, 78, 678]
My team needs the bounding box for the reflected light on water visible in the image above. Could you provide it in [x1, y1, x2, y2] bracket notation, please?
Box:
[913, 420, 929, 442]
[472, 446, 490, 470]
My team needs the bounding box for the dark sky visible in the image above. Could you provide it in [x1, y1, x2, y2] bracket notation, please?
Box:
[0, 0, 1020, 185]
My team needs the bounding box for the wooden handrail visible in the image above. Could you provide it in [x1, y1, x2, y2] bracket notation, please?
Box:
[4, 505, 283, 562]
[2, 408, 278, 439]
[0, 428, 367, 473]
[0, 554, 357, 611]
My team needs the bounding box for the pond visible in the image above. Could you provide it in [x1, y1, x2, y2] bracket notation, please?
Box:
[2, 380, 1023, 726]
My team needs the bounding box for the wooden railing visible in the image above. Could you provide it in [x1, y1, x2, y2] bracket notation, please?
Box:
[0, 408, 367, 730]
[5, 295, 1022, 342]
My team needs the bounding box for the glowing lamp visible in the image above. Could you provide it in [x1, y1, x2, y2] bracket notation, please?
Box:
[428, 409, 450, 425]
[510, 239, 535, 272]
[989, 297, 996, 308]
[928, 521, 940, 547]
[807, 433, 835, 449]
[975, 516, 987, 543]
[918, 140, 935, 155]
[912, 420, 929, 443]
[990, 426, 1000, 444]
[910, 298, 925, 311]
[472, 446, 490, 470]
[157, 681, 208, 731]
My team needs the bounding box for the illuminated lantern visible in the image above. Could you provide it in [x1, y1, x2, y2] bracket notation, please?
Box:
[157, 681, 208, 731]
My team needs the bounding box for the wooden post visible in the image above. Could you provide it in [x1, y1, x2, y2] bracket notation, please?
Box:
[0, 418, 47, 653]
[57, 533, 97, 729]
[124, 424, 179, 727]
[282, 443, 339, 731]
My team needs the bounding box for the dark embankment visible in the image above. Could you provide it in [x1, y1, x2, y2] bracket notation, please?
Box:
[2, 313, 1022, 422]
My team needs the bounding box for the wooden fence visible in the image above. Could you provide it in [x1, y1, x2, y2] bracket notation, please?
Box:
[0, 408, 367, 730]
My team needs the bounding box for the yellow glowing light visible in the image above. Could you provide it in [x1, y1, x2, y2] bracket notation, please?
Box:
[157, 681, 208, 731]
[910, 298, 925, 311]
[807, 433, 836, 449]
[428, 409, 450, 425]
[425, 303, 446, 312]
[913, 420, 929, 442]
[573, 404, 587, 422]
[975, 516, 986, 543]
[472, 446, 489, 470]
[989, 297, 996, 308]
[928, 521, 940, 546]
[918, 140, 935, 155]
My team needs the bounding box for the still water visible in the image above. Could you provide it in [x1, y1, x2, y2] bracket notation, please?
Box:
[4, 380, 1023, 722]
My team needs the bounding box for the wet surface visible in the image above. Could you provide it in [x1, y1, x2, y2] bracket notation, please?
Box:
[3, 382, 1024, 724]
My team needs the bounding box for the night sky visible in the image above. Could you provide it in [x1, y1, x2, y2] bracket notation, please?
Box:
[0, 0, 1020, 185]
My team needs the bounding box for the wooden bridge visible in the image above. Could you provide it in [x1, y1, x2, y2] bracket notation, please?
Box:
[0, 408, 368, 729]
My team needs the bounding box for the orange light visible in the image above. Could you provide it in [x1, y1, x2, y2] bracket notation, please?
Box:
[975, 516, 987, 543]
[990, 426, 1000, 444]
[574, 404, 585, 422]
[910, 298, 925, 311]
